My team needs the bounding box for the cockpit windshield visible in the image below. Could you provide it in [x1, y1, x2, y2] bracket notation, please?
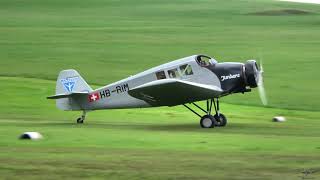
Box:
[196, 55, 217, 67]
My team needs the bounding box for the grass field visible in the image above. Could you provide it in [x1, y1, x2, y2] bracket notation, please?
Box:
[0, 0, 320, 179]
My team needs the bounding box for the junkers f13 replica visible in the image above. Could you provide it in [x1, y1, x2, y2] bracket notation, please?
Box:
[48, 55, 266, 128]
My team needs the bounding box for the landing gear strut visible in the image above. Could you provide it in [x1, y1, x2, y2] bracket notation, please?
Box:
[183, 98, 227, 128]
[76, 111, 86, 124]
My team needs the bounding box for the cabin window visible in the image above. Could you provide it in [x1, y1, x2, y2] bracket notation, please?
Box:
[168, 68, 180, 78]
[156, 71, 166, 80]
[180, 64, 193, 76]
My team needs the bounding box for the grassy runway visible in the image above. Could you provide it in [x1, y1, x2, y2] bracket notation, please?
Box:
[0, 0, 320, 179]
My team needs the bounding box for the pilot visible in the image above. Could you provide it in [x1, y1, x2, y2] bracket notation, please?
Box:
[199, 60, 207, 66]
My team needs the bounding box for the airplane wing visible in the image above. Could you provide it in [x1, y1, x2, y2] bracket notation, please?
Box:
[47, 92, 89, 99]
[128, 79, 223, 106]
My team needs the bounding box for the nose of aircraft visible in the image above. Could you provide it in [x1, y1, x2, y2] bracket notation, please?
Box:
[244, 60, 260, 88]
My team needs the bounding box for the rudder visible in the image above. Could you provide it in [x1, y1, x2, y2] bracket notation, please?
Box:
[55, 69, 92, 110]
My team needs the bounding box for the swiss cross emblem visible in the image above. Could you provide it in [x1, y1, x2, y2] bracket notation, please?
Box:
[88, 93, 100, 102]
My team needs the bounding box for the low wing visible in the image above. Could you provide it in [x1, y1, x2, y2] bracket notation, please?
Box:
[128, 79, 223, 106]
[47, 92, 88, 99]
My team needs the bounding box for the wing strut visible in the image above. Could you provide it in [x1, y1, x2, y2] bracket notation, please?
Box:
[183, 98, 221, 118]
[183, 104, 202, 118]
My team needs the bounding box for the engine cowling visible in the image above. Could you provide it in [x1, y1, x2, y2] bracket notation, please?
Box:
[244, 60, 259, 88]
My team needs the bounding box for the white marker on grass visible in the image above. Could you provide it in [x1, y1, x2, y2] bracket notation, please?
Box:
[19, 132, 43, 140]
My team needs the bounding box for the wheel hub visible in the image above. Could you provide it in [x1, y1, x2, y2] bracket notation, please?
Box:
[202, 118, 212, 128]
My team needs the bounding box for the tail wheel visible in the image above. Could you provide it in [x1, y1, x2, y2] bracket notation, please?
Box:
[76, 111, 86, 124]
[77, 117, 84, 124]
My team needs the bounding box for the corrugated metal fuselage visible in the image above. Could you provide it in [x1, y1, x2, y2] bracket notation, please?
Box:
[75, 55, 222, 110]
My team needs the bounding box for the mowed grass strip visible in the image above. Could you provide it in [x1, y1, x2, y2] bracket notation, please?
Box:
[1, 147, 319, 180]
[0, 77, 319, 179]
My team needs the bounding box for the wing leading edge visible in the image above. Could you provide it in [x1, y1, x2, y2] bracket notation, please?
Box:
[128, 79, 223, 106]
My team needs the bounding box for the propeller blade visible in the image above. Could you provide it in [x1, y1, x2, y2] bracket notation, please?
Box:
[257, 62, 267, 105]
[260, 60, 264, 73]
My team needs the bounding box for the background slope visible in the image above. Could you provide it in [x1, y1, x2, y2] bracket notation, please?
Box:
[0, 0, 319, 110]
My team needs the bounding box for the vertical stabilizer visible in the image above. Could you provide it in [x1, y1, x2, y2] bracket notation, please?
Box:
[55, 69, 92, 110]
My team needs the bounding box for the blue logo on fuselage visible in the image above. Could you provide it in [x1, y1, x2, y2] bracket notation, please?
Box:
[61, 77, 78, 92]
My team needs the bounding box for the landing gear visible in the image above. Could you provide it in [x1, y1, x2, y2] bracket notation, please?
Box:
[76, 111, 86, 124]
[200, 115, 216, 128]
[183, 98, 227, 128]
[214, 113, 227, 127]
[76, 117, 83, 124]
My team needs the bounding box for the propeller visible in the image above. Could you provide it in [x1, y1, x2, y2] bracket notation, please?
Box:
[244, 59, 268, 106]
[256, 61, 268, 105]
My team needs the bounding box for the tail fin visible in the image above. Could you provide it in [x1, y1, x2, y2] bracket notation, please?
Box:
[54, 69, 92, 110]
[56, 69, 92, 95]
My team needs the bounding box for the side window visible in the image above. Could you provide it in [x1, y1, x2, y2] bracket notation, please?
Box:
[156, 71, 166, 80]
[180, 64, 193, 76]
[168, 68, 180, 78]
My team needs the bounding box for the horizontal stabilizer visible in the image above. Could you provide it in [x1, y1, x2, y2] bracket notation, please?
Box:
[47, 92, 88, 99]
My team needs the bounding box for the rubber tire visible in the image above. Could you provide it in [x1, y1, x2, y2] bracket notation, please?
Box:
[77, 117, 84, 124]
[214, 113, 227, 127]
[200, 115, 216, 128]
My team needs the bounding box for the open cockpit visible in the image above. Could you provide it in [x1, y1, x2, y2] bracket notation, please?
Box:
[195, 55, 217, 67]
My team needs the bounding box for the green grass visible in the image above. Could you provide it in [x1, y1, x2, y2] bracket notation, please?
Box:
[0, 0, 320, 179]
[0, 78, 320, 179]
[1, 77, 320, 179]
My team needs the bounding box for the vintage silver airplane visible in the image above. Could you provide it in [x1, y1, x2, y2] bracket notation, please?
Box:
[47, 54, 267, 128]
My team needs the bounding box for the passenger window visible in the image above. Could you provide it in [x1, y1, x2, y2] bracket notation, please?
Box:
[168, 68, 180, 78]
[156, 71, 166, 80]
[180, 64, 193, 76]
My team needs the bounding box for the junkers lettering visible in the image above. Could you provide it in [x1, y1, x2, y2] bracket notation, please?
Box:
[221, 74, 240, 82]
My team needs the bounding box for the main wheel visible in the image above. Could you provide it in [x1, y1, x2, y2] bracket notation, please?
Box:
[200, 115, 216, 128]
[214, 113, 227, 127]
[76, 117, 84, 124]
